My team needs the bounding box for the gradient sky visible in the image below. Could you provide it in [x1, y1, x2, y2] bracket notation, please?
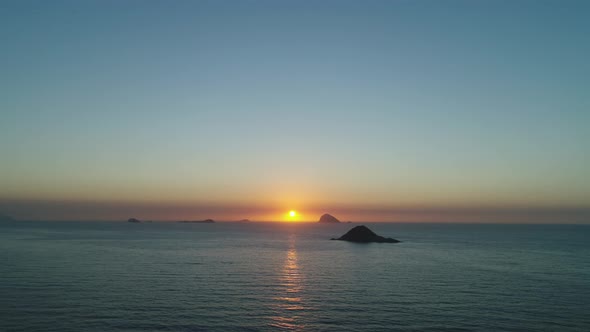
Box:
[1, 0, 589, 222]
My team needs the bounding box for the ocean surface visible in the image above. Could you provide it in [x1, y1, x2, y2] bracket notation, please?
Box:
[1, 221, 589, 331]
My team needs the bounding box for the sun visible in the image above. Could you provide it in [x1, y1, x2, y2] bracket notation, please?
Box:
[284, 210, 299, 222]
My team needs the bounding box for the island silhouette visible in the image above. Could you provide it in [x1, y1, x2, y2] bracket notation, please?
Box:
[332, 225, 400, 243]
[0, 213, 14, 222]
[318, 213, 340, 223]
[178, 219, 215, 223]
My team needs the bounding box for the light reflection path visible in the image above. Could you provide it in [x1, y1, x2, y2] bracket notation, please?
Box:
[269, 234, 308, 330]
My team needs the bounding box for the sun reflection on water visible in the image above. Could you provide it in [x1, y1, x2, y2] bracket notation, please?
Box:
[269, 235, 307, 330]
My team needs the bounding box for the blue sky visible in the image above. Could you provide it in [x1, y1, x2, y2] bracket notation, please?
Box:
[1, 1, 589, 221]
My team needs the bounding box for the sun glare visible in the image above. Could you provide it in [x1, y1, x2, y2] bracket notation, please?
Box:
[283, 210, 300, 222]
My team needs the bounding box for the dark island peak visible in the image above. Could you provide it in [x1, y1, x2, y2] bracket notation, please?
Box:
[332, 225, 400, 243]
[319, 213, 340, 223]
[0, 213, 14, 222]
[127, 218, 141, 223]
[178, 219, 215, 223]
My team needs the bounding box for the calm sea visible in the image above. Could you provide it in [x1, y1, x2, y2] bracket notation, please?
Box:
[1, 221, 589, 331]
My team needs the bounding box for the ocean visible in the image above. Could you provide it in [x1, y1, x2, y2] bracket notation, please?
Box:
[1, 221, 589, 331]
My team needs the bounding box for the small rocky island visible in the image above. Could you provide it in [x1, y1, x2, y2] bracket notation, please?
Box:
[127, 218, 141, 223]
[0, 213, 15, 222]
[318, 213, 340, 223]
[332, 225, 400, 243]
[178, 219, 215, 223]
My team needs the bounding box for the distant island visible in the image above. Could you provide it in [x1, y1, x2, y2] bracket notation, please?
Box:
[318, 213, 340, 223]
[0, 213, 15, 222]
[178, 219, 215, 223]
[332, 225, 400, 243]
[128, 218, 214, 223]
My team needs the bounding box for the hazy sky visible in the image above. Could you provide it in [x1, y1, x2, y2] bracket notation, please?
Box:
[1, 0, 589, 222]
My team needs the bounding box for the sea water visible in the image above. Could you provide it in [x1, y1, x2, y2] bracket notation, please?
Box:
[1, 221, 589, 331]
